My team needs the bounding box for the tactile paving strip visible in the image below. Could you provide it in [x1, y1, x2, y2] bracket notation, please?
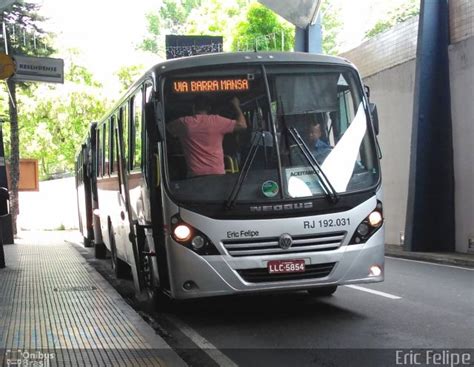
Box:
[0, 238, 167, 366]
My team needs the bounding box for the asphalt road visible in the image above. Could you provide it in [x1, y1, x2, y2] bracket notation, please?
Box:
[74, 243, 474, 367]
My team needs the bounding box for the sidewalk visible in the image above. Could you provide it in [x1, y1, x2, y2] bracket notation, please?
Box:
[0, 231, 186, 367]
[385, 243, 474, 268]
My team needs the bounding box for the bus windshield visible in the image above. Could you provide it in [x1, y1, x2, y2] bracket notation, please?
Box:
[163, 64, 379, 204]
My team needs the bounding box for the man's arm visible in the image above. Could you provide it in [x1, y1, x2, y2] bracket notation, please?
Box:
[230, 97, 247, 131]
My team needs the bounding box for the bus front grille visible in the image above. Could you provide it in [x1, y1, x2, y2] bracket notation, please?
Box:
[222, 232, 345, 257]
[236, 262, 336, 283]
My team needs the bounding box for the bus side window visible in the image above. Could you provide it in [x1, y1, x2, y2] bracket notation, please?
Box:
[144, 83, 154, 182]
[131, 89, 143, 171]
[97, 126, 103, 177]
[104, 121, 109, 176]
[121, 105, 129, 171]
[110, 115, 115, 174]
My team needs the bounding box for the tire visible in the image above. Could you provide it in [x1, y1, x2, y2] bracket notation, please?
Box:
[83, 236, 93, 248]
[109, 226, 129, 278]
[94, 242, 107, 259]
[307, 286, 338, 297]
[155, 291, 174, 312]
[140, 236, 171, 311]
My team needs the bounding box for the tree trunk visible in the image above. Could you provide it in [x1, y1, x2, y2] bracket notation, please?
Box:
[7, 78, 19, 235]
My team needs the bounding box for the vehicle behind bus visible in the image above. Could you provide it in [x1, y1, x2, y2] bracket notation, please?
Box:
[76, 52, 384, 302]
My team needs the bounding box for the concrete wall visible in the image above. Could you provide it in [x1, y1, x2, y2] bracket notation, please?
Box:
[449, 36, 474, 253]
[359, 37, 474, 253]
[340, 0, 474, 252]
[18, 177, 79, 231]
[342, 17, 418, 79]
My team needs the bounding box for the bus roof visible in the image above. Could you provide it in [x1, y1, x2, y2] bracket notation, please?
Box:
[96, 51, 357, 128]
[150, 51, 354, 75]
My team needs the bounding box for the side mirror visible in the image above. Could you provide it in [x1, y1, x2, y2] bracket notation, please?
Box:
[370, 102, 379, 135]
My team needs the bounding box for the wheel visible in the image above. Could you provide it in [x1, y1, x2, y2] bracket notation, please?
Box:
[109, 227, 129, 278]
[140, 236, 172, 311]
[142, 249, 158, 301]
[94, 242, 107, 259]
[307, 286, 338, 297]
[155, 291, 174, 312]
[83, 236, 93, 248]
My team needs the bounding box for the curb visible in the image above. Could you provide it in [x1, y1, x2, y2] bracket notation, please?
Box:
[385, 246, 474, 269]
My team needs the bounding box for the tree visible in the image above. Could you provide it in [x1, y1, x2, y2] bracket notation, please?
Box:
[231, 3, 294, 52]
[1, 1, 55, 234]
[365, 0, 420, 39]
[185, 0, 247, 50]
[114, 64, 146, 93]
[138, 0, 202, 56]
[320, 1, 343, 55]
[4, 59, 109, 179]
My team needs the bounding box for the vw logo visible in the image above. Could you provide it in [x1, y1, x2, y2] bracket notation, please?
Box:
[279, 233, 293, 250]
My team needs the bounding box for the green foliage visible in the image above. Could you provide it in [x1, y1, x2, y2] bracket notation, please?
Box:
[320, 1, 343, 55]
[114, 65, 146, 93]
[2, 62, 110, 179]
[231, 3, 294, 52]
[1, 1, 55, 56]
[66, 60, 102, 88]
[162, 0, 201, 33]
[138, 0, 202, 56]
[365, 0, 420, 39]
[185, 0, 247, 50]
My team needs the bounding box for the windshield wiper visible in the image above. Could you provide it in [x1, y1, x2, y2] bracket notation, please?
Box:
[225, 131, 262, 209]
[287, 126, 339, 203]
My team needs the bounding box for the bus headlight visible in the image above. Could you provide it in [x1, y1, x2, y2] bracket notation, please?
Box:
[174, 225, 192, 242]
[350, 201, 384, 245]
[368, 211, 383, 227]
[170, 215, 219, 255]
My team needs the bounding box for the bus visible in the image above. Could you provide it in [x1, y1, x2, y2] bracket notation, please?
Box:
[76, 52, 384, 301]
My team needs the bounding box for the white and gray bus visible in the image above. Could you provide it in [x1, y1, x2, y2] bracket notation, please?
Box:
[76, 52, 384, 301]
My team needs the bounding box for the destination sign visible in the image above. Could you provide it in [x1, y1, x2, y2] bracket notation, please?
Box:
[172, 78, 249, 93]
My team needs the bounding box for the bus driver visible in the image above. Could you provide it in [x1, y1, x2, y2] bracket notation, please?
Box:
[167, 95, 247, 177]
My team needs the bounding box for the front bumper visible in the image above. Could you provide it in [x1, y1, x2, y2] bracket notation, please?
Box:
[167, 224, 385, 300]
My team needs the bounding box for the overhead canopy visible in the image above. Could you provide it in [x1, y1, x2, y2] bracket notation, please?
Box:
[258, 0, 322, 29]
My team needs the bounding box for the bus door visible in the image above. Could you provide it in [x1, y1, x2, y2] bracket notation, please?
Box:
[117, 101, 142, 292]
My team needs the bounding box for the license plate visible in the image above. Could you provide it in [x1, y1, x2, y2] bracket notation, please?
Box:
[268, 259, 305, 274]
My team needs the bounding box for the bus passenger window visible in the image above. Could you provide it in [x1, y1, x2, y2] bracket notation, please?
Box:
[111, 115, 119, 173]
[97, 126, 103, 177]
[110, 116, 115, 173]
[132, 90, 143, 170]
[104, 121, 109, 176]
[120, 104, 129, 171]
